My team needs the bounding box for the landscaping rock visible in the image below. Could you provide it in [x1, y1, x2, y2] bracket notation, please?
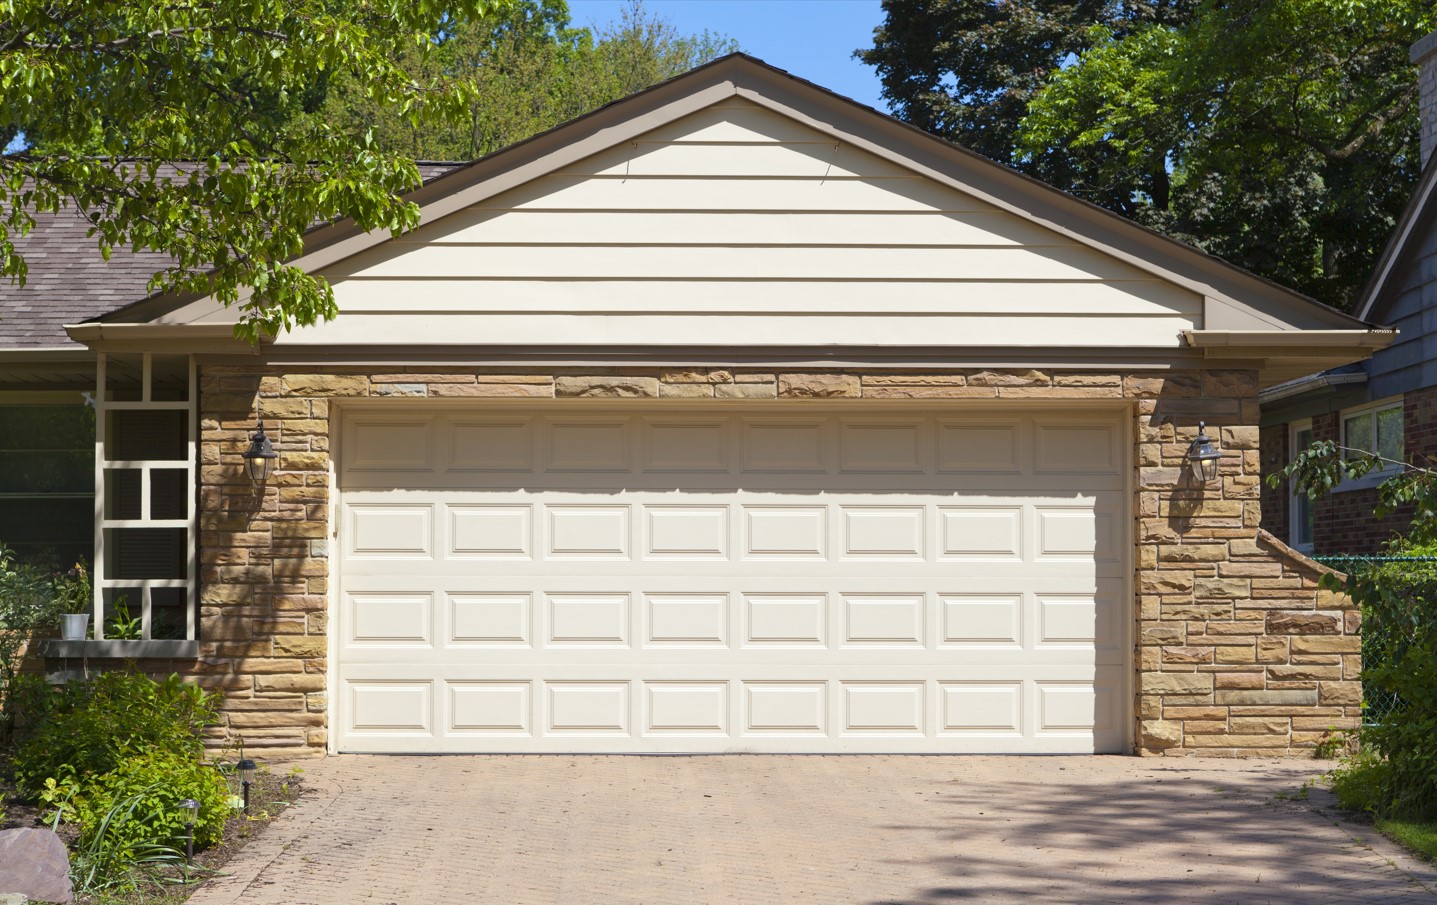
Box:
[0, 894, 29, 905]
[0, 828, 72, 904]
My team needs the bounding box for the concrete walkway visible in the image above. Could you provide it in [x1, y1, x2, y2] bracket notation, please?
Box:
[187, 756, 1437, 905]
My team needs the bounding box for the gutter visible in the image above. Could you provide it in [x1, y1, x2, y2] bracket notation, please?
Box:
[1257, 369, 1367, 405]
[63, 322, 260, 353]
[0, 346, 96, 361]
[1182, 329, 1397, 351]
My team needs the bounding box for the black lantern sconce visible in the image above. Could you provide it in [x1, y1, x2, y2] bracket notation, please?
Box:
[237, 757, 257, 813]
[242, 420, 278, 483]
[1186, 421, 1222, 484]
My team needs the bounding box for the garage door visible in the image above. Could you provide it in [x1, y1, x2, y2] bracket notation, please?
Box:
[333, 406, 1128, 753]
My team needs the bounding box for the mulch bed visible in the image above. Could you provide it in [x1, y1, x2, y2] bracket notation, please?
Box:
[1, 763, 305, 904]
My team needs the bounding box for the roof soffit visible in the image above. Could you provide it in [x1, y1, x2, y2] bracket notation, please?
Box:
[104, 53, 1371, 335]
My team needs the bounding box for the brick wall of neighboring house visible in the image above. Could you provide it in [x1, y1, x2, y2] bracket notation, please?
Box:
[1263, 387, 1437, 556]
[1259, 424, 1289, 544]
[169, 366, 1359, 758]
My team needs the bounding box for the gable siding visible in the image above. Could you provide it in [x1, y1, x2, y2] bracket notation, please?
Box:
[1369, 218, 1437, 399]
[246, 99, 1205, 349]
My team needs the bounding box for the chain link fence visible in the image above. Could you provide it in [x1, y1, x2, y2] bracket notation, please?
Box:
[1312, 555, 1437, 725]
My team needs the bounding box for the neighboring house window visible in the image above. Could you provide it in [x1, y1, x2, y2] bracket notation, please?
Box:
[1339, 398, 1404, 488]
[0, 399, 95, 567]
[1288, 420, 1314, 553]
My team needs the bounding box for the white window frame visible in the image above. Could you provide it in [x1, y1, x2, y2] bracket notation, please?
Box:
[92, 352, 198, 642]
[1336, 395, 1404, 493]
[1288, 419, 1315, 553]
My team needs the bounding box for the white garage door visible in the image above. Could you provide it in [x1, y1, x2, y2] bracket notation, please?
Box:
[333, 406, 1128, 753]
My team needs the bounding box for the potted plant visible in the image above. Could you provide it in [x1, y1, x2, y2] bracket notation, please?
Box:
[55, 562, 92, 641]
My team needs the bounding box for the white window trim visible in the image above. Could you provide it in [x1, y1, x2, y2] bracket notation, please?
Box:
[1335, 395, 1404, 493]
[1288, 419, 1315, 553]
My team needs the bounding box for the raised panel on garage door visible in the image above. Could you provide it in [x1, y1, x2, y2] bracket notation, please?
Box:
[335, 406, 1128, 754]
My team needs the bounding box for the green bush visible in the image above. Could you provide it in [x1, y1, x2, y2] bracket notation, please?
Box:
[0, 545, 67, 739]
[43, 749, 231, 852]
[1329, 541, 1437, 819]
[14, 670, 218, 797]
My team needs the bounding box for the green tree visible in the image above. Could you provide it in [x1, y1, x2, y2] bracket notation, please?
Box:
[314, 0, 737, 161]
[2, 0, 502, 341]
[860, 0, 1433, 309]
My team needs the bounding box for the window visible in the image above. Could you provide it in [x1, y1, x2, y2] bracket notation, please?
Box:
[1341, 398, 1404, 474]
[1288, 420, 1314, 552]
[93, 353, 197, 641]
[0, 400, 95, 567]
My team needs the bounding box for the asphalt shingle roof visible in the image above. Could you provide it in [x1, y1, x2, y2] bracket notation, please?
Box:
[0, 163, 462, 349]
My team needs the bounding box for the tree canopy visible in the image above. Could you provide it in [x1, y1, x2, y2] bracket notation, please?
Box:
[1, 0, 734, 341]
[860, 0, 1434, 309]
[312, 0, 736, 161]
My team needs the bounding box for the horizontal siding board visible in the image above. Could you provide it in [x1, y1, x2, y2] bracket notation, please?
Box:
[630, 100, 837, 144]
[398, 210, 1080, 248]
[327, 278, 1200, 316]
[488, 175, 998, 213]
[278, 313, 1195, 347]
[556, 141, 918, 180]
[337, 244, 1152, 282]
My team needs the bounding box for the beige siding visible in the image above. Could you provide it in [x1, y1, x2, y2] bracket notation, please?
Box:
[274, 98, 1202, 349]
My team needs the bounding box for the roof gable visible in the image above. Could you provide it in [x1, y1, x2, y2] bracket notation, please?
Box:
[91, 54, 1372, 352]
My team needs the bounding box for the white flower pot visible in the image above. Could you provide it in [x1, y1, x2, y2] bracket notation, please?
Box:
[61, 613, 90, 641]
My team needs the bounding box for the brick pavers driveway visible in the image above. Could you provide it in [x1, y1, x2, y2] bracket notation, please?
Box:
[188, 756, 1437, 905]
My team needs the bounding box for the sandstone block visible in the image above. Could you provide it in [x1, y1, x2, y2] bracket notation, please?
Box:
[1141, 673, 1214, 695]
[1319, 682, 1363, 705]
[1193, 577, 1249, 599]
[1265, 612, 1340, 635]
[861, 374, 966, 386]
[1214, 690, 1318, 706]
[658, 383, 715, 398]
[273, 636, 326, 657]
[555, 376, 660, 398]
[966, 369, 1049, 387]
[430, 383, 551, 397]
[777, 374, 861, 397]
[1140, 720, 1182, 747]
[1162, 646, 1213, 664]
[256, 674, 326, 693]
[1158, 544, 1227, 563]
[716, 383, 777, 398]
[281, 375, 368, 396]
[1291, 636, 1361, 654]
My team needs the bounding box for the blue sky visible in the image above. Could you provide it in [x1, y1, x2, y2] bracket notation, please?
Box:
[569, 0, 889, 110]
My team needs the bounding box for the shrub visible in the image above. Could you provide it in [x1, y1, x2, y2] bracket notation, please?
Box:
[0, 544, 64, 738]
[14, 671, 218, 797]
[1328, 541, 1437, 819]
[43, 749, 231, 852]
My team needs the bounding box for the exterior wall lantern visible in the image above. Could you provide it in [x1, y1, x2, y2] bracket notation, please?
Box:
[1186, 421, 1222, 484]
[242, 420, 278, 483]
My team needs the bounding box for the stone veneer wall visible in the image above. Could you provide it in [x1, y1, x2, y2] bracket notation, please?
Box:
[191, 365, 1359, 756]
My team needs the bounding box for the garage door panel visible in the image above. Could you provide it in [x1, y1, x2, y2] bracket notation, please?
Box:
[336, 407, 1129, 753]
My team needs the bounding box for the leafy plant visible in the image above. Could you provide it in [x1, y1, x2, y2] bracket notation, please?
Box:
[105, 598, 142, 641]
[0, 544, 65, 740]
[43, 749, 231, 855]
[13, 670, 218, 798]
[45, 783, 190, 894]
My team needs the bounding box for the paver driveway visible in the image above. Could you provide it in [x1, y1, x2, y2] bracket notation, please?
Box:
[188, 756, 1437, 905]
